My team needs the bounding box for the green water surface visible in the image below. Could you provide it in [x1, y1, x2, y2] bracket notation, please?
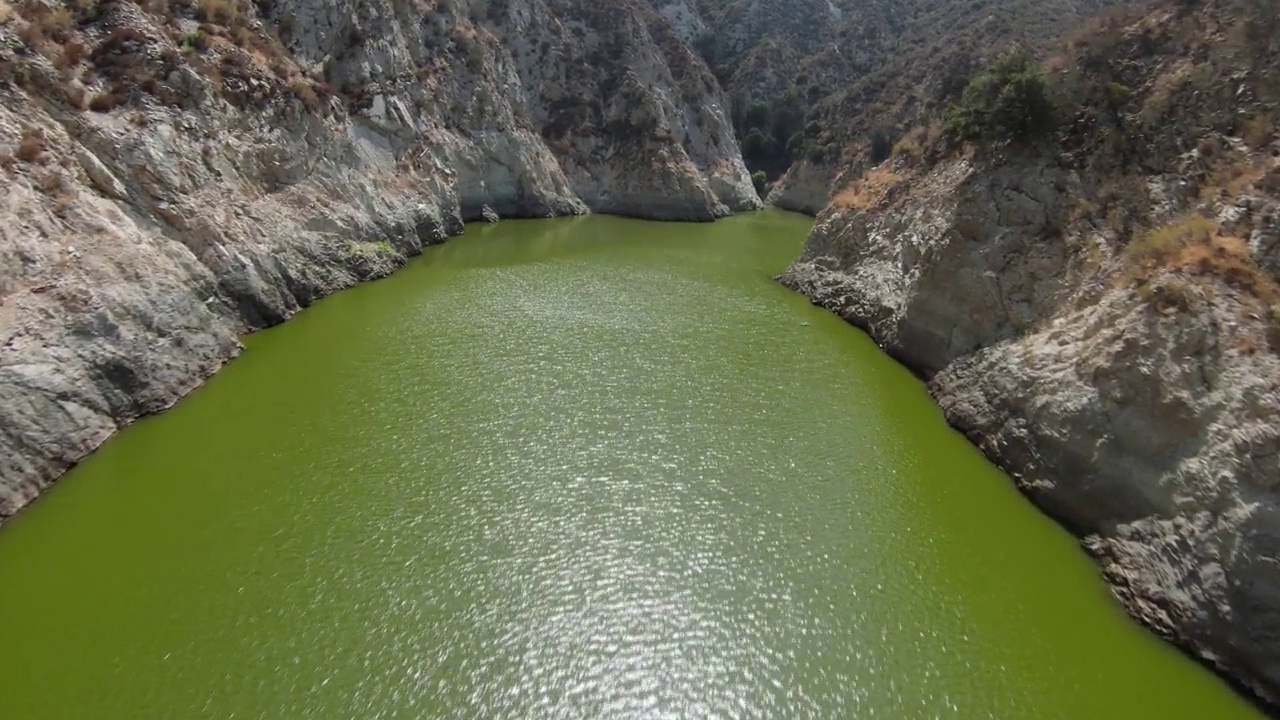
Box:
[0, 213, 1263, 719]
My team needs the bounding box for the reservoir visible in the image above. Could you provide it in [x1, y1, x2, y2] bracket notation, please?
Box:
[0, 213, 1263, 718]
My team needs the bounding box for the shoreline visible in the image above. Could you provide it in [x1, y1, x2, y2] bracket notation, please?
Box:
[0, 207, 778, 527]
[778, 255, 1280, 719]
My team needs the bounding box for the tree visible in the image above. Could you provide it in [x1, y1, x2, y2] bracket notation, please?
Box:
[743, 101, 770, 131]
[945, 49, 1054, 142]
[869, 127, 893, 164]
[742, 127, 771, 158]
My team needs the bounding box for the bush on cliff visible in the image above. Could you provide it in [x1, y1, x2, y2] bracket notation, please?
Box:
[945, 49, 1054, 142]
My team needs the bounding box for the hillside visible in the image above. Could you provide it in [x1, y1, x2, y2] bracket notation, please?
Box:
[781, 0, 1280, 707]
[0, 0, 759, 518]
[646, 0, 1123, 194]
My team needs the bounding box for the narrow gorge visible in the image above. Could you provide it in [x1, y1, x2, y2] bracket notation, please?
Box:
[2, 0, 1280, 716]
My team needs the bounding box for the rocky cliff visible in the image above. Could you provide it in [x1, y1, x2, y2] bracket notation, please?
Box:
[782, 0, 1280, 708]
[0, 0, 759, 518]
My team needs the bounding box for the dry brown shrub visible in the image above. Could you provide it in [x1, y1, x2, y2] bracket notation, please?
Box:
[16, 18, 45, 48]
[36, 168, 65, 195]
[58, 39, 88, 68]
[290, 77, 319, 110]
[1126, 214, 1278, 302]
[1244, 112, 1274, 149]
[832, 167, 905, 211]
[196, 0, 239, 25]
[1125, 214, 1217, 267]
[86, 91, 120, 112]
[44, 6, 74, 37]
[1200, 158, 1271, 201]
[14, 128, 46, 163]
[892, 126, 926, 159]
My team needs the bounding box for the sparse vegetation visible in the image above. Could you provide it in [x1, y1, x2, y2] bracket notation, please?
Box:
[831, 167, 905, 211]
[891, 125, 931, 160]
[1104, 82, 1130, 112]
[181, 29, 209, 53]
[86, 91, 121, 112]
[289, 77, 320, 111]
[1243, 112, 1274, 149]
[1125, 213, 1218, 267]
[1125, 214, 1277, 303]
[14, 128, 46, 164]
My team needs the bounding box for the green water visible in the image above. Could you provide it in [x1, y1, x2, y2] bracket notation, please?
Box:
[0, 213, 1263, 719]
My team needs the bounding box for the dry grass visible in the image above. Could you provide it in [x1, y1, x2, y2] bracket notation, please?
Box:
[1200, 157, 1273, 201]
[0, 2, 14, 24]
[1125, 214, 1217, 267]
[832, 167, 906, 211]
[892, 126, 926, 160]
[289, 77, 319, 110]
[1125, 213, 1278, 302]
[44, 6, 74, 37]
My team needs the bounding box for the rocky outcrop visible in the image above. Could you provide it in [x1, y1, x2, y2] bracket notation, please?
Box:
[0, 0, 759, 518]
[779, 0, 1280, 705]
[767, 159, 839, 215]
[781, 155, 1280, 709]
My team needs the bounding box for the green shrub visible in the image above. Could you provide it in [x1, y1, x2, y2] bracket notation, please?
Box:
[751, 170, 767, 196]
[1105, 81, 1131, 112]
[945, 49, 1054, 142]
[181, 29, 208, 53]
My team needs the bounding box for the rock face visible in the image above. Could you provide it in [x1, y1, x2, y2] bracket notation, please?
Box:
[783, 154, 1280, 709]
[0, 0, 759, 518]
[780, 0, 1280, 707]
[766, 159, 840, 215]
